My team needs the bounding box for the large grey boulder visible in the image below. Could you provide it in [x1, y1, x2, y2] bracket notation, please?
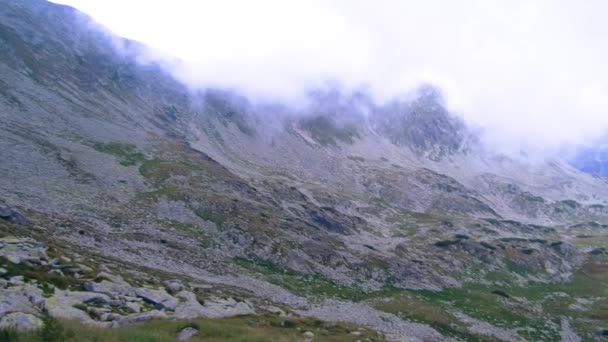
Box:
[174, 291, 254, 319]
[0, 285, 42, 317]
[135, 288, 178, 310]
[0, 312, 42, 331]
[84, 280, 137, 298]
[116, 310, 167, 327]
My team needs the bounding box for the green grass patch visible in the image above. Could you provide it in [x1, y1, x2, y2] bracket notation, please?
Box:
[93, 142, 146, 166]
[233, 257, 368, 300]
[3, 314, 382, 342]
[299, 116, 359, 146]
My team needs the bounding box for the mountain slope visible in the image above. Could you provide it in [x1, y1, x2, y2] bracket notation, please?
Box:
[2, 1, 608, 340]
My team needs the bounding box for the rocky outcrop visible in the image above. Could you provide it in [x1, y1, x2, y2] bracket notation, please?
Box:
[0, 236, 263, 332]
[0, 207, 25, 225]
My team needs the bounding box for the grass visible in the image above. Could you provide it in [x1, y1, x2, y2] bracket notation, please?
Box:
[299, 116, 359, 146]
[233, 257, 369, 301]
[93, 142, 146, 167]
[4, 315, 382, 342]
[373, 258, 608, 341]
[0, 257, 84, 291]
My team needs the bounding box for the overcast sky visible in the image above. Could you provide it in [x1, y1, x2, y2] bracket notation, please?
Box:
[51, 0, 608, 156]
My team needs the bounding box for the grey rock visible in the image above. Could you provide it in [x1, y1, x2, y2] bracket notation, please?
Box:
[116, 310, 167, 327]
[84, 280, 137, 298]
[0, 287, 40, 317]
[100, 312, 123, 322]
[163, 280, 184, 294]
[0, 313, 42, 331]
[48, 269, 64, 277]
[177, 327, 198, 341]
[136, 288, 178, 310]
[0, 207, 26, 225]
[123, 301, 142, 313]
[8, 276, 24, 287]
[0, 267, 7, 276]
[303, 331, 315, 339]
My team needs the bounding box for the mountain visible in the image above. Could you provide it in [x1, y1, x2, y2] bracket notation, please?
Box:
[2, 1, 608, 341]
[571, 139, 608, 176]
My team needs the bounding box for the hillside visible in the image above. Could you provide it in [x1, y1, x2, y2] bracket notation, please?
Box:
[2, 1, 608, 341]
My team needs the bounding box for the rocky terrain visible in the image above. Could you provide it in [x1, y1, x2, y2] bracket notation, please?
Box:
[2, 0, 608, 341]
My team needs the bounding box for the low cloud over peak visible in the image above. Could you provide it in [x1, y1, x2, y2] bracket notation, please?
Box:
[51, 0, 608, 157]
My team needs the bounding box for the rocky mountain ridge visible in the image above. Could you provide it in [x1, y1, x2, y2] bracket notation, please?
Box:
[2, 0, 608, 340]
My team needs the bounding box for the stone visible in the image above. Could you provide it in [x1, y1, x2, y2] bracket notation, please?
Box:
[0, 313, 42, 331]
[163, 280, 183, 294]
[135, 288, 178, 310]
[303, 331, 315, 339]
[98, 264, 111, 273]
[8, 276, 24, 287]
[6, 255, 21, 264]
[84, 280, 137, 298]
[123, 301, 141, 313]
[116, 310, 167, 327]
[28, 292, 45, 308]
[177, 327, 199, 341]
[0, 207, 26, 225]
[100, 312, 123, 322]
[76, 264, 94, 273]
[59, 256, 72, 263]
[48, 269, 64, 277]
[45, 290, 108, 323]
[0, 268, 7, 276]
[0, 287, 40, 317]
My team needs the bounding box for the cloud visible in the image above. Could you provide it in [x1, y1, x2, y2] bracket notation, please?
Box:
[50, 0, 608, 156]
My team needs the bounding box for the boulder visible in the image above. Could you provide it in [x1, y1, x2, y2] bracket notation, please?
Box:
[136, 288, 178, 311]
[0, 207, 25, 225]
[163, 280, 184, 294]
[116, 310, 167, 327]
[177, 327, 199, 341]
[84, 280, 137, 298]
[0, 313, 42, 331]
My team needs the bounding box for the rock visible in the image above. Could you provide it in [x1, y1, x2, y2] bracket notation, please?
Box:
[100, 312, 123, 322]
[0, 267, 7, 276]
[84, 280, 137, 298]
[351, 331, 362, 336]
[6, 255, 21, 264]
[28, 292, 45, 308]
[8, 276, 24, 287]
[177, 327, 199, 341]
[76, 264, 94, 274]
[263, 305, 286, 316]
[45, 290, 109, 323]
[59, 256, 72, 263]
[0, 313, 42, 331]
[116, 310, 167, 327]
[98, 264, 111, 273]
[0, 207, 26, 225]
[163, 280, 183, 294]
[135, 288, 178, 310]
[48, 269, 64, 277]
[173, 291, 206, 319]
[303, 331, 315, 339]
[123, 301, 141, 313]
[0, 286, 41, 317]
